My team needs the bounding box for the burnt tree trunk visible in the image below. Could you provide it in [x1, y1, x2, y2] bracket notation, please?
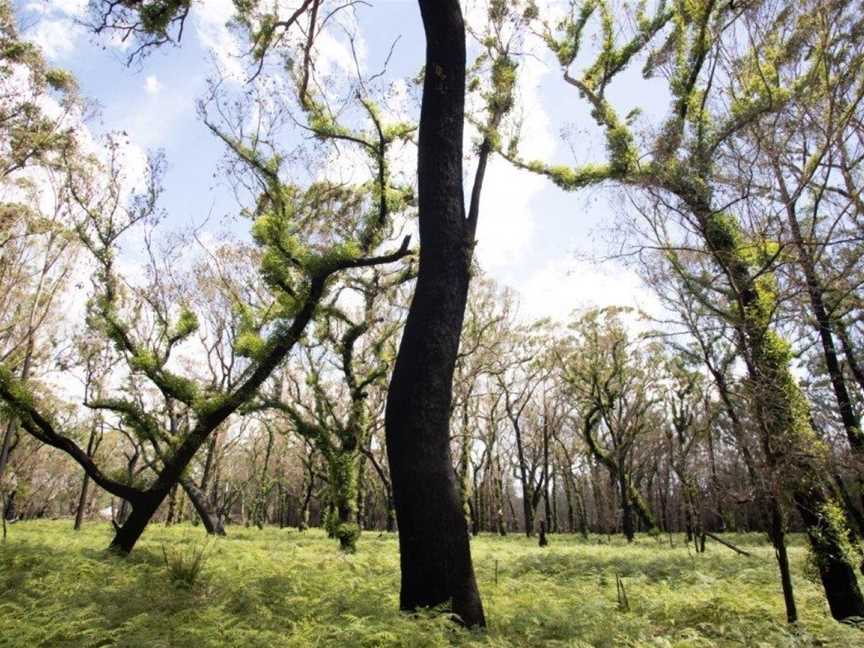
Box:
[768, 497, 798, 624]
[384, 0, 484, 627]
[620, 473, 635, 542]
[110, 492, 161, 553]
[181, 478, 226, 536]
[538, 519, 548, 547]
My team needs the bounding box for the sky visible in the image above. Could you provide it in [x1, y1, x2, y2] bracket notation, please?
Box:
[16, 0, 671, 325]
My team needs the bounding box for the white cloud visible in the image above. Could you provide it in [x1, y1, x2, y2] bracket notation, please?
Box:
[474, 52, 555, 272]
[28, 19, 82, 59]
[22, 0, 90, 59]
[50, 0, 87, 16]
[474, 160, 543, 271]
[144, 75, 161, 95]
[515, 257, 660, 325]
[194, 0, 246, 81]
[25, 0, 87, 17]
[315, 26, 362, 78]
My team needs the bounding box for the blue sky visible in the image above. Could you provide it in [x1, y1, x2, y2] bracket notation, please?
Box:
[17, 0, 671, 323]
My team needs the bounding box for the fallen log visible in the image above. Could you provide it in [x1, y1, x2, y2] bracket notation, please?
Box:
[705, 532, 753, 557]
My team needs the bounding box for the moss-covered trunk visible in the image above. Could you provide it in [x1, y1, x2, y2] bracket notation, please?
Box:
[326, 442, 361, 553]
[697, 205, 864, 620]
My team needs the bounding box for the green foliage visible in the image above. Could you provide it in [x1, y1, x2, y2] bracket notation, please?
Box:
[334, 522, 361, 555]
[0, 364, 34, 409]
[136, 0, 190, 36]
[43, 68, 76, 92]
[521, 160, 614, 191]
[171, 306, 199, 340]
[545, 1, 596, 67]
[2, 522, 861, 647]
[810, 499, 862, 570]
[234, 330, 267, 361]
[161, 539, 209, 590]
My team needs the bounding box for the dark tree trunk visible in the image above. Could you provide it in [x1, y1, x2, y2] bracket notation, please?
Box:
[114, 451, 139, 529]
[181, 478, 226, 536]
[768, 498, 797, 624]
[383, 0, 484, 627]
[73, 473, 91, 531]
[73, 424, 100, 531]
[551, 470, 559, 533]
[832, 472, 864, 536]
[538, 519, 548, 547]
[299, 473, 314, 531]
[794, 485, 864, 619]
[562, 476, 574, 533]
[356, 455, 367, 529]
[783, 199, 864, 455]
[0, 420, 17, 484]
[386, 500, 396, 533]
[110, 493, 162, 554]
[576, 487, 589, 539]
[837, 321, 864, 395]
[522, 490, 535, 538]
[620, 474, 634, 542]
[542, 421, 552, 530]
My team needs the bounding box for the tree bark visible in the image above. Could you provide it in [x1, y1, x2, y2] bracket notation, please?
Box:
[73, 424, 99, 531]
[110, 493, 161, 553]
[384, 0, 484, 627]
[781, 198, 864, 482]
[181, 478, 226, 536]
[0, 420, 16, 484]
[689, 198, 864, 621]
[768, 498, 798, 623]
[619, 472, 634, 542]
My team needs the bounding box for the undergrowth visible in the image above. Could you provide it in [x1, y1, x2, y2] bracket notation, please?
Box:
[161, 536, 210, 590]
[0, 522, 860, 647]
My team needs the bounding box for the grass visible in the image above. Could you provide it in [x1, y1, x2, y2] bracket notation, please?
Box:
[0, 522, 861, 647]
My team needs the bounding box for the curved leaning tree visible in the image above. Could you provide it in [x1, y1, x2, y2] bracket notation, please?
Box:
[0, 3, 415, 554]
[502, 0, 864, 621]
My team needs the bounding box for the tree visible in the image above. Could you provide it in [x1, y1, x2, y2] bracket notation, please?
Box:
[0, 0, 83, 525]
[257, 265, 409, 552]
[507, 0, 864, 620]
[561, 308, 659, 541]
[0, 79, 412, 553]
[83, 0, 531, 625]
[382, 0, 527, 625]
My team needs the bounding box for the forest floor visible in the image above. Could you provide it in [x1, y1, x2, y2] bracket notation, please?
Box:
[1, 522, 862, 647]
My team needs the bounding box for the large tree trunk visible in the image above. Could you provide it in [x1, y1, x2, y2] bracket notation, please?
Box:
[522, 488, 535, 537]
[383, 0, 484, 628]
[783, 195, 864, 454]
[110, 492, 162, 553]
[620, 473, 635, 542]
[181, 478, 226, 536]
